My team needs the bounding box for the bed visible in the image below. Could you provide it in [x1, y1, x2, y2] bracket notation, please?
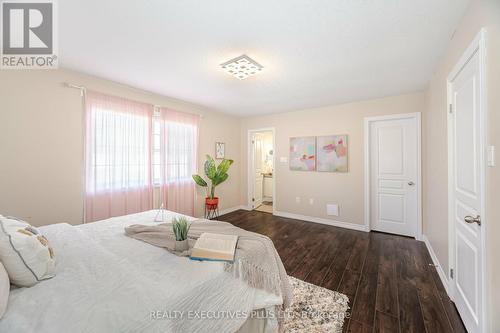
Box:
[0, 210, 284, 333]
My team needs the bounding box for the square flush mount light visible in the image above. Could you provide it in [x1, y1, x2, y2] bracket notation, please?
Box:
[220, 55, 263, 80]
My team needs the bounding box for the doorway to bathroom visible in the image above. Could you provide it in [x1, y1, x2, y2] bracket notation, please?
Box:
[247, 128, 275, 214]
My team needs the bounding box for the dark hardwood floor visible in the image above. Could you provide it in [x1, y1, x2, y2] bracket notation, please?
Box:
[218, 210, 466, 333]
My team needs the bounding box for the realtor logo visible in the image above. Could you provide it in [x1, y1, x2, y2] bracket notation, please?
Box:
[1, 0, 58, 69]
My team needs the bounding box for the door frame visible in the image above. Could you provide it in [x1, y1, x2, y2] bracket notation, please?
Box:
[446, 28, 487, 332]
[247, 127, 276, 214]
[363, 112, 422, 239]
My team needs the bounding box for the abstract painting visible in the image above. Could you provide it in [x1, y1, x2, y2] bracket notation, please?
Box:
[289, 137, 316, 171]
[215, 142, 225, 159]
[316, 135, 348, 172]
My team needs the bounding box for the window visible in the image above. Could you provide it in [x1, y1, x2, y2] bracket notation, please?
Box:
[151, 112, 197, 185]
[165, 121, 197, 182]
[85, 91, 199, 221]
[156, 107, 199, 216]
[152, 115, 162, 185]
[88, 108, 151, 192]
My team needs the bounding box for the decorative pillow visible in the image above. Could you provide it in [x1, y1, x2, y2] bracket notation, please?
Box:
[0, 216, 55, 287]
[0, 262, 8, 318]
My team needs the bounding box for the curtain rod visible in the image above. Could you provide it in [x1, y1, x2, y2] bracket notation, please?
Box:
[63, 82, 204, 118]
[64, 82, 86, 96]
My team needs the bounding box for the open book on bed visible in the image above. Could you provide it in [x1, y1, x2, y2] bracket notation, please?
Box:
[190, 233, 238, 262]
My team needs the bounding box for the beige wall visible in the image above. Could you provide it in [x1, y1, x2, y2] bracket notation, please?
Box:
[0, 69, 241, 226]
[240, 92, 425, 225]
[424, 0, 500, 331]
[0, 2, 498, 328]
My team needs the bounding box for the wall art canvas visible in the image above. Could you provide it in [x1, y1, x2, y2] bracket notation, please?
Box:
[316, 135, 348, 172]
[289, 136, 316, 171]
[215, 142, 225, 159]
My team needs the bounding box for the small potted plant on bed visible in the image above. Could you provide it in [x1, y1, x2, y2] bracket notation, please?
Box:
[172, 216, 191, 252]
[192, 155, 234, 212]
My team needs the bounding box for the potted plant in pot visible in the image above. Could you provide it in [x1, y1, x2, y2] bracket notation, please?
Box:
[172, 216, 191, 252]
[192, 155, 234, 212]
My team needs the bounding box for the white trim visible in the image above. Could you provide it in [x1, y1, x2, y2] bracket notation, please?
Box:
[422, 234, 450, 294]
[416, 113, 423, 241]
[274, 210, 369, 232]
[447, 30, 483, 81]
[218, 205, 251, 216]
[446, 28, 487, 333]
[196, 205, 250, 219]
[363, 112, 422, 239]
[247, 127, 276, 214]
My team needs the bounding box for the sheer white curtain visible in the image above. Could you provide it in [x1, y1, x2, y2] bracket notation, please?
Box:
[85, 91, 153, 222]
[159, 108, 199, 216]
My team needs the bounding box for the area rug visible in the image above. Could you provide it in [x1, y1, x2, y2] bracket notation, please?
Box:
[284, 276, 349, 333]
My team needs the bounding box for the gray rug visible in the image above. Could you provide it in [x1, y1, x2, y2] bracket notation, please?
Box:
[284, 276, 349, 333]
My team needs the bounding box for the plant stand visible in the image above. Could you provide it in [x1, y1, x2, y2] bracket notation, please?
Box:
[205, 203, 219, 220]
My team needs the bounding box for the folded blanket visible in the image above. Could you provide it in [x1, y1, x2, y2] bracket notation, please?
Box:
[125, 220, 293, 328]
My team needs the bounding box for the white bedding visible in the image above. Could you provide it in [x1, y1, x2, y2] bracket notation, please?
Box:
[0, 210, 282, 333]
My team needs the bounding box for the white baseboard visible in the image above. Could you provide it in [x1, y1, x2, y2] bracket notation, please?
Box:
[273, 210, 369, 232]
[218, 205, 251, 216]
[422, 234, 450, 294]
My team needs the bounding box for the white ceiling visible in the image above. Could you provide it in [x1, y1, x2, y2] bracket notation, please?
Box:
[60, 0, 470, 116]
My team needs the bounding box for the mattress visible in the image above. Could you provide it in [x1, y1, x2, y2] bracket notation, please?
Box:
[0, 210, 282, 333]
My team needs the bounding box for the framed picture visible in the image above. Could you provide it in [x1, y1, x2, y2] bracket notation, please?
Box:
[316, 135, 348, 172]
[289, 136, 316, 171]
[215, 142, 225, 159]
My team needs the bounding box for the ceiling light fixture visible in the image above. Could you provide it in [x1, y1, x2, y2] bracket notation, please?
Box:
[220, 54, 263, 80]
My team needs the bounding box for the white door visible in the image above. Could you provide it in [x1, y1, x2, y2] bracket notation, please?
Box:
[253, 134, 263, 208]
[369, 115, 419, 237]
[448, 38, 484, 333]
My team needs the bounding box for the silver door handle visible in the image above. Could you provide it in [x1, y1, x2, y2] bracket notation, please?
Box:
[408, 181, 415, 186]
[464, 215, 481, 226]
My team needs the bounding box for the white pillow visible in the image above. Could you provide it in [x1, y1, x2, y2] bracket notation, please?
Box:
[0, 262, 8, 318]
[0, 216, 55, 287]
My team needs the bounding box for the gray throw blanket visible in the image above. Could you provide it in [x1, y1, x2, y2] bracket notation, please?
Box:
[124, 220, 293, 314]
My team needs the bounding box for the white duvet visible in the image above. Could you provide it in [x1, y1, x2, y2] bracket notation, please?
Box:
[0, 211, 281, 333]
